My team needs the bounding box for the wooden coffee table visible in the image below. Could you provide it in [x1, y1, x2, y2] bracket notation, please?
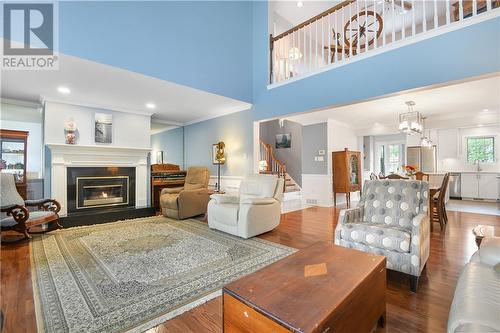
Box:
[472, 225, 499, 248]
[223, 242, 386, 333]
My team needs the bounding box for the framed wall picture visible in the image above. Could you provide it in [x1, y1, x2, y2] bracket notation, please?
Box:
[95, 113, 112, 143]
[275, 133, 291, 149]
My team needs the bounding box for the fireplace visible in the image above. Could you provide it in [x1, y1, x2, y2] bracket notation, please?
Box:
[67, 167, 135, 214]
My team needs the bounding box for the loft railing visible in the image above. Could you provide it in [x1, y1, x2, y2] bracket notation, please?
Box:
[269, 0, 500, 84]
[259, 140, 287, 178]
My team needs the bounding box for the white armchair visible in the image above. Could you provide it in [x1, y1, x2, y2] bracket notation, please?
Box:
[207, 174, 284, 238]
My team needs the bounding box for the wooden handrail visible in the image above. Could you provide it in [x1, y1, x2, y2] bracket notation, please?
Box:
[271, 0, 356, 42]
[259, 140, 286, 178]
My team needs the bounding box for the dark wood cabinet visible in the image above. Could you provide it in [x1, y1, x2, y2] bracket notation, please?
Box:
[0, 129, 28, 199]
[332, 148, 362, 208]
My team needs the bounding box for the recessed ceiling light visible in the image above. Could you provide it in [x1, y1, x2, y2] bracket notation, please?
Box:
[482, 109, 489, 112]
[297, 1, 303, 8]
[146, 103, 156, 109]
[57, 86, 71, 94]
[478, 124, 484, 127]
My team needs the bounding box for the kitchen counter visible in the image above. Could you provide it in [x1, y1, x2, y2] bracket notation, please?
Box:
[456, 171, 500, 174]
[431, 171, 500, 174]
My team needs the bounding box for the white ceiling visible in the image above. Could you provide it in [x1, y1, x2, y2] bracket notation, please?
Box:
[270, 1, 339, 34]
[285, 75, 500, 135]
[1, 41, 252, 126]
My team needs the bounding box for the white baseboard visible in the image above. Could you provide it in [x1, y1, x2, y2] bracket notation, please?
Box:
[301, 174, 362, 207]
[301, 174, 332, 207]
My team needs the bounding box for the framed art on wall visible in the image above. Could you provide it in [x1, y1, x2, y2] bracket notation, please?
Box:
[95, 113, 112, 143]
[275, 133, 291, 149]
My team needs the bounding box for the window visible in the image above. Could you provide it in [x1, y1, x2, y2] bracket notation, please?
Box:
[467, 136, 495, 163]
[387, 144, 401, 173]
[378, 145, 385, 175]
[376, 143, 404, 175]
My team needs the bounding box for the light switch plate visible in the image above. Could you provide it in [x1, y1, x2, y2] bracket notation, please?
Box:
[318, 150, 326, 155]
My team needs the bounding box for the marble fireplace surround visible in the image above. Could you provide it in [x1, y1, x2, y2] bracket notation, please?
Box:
[47, 144, 150, 216]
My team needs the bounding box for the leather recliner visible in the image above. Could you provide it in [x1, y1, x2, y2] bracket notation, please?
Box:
[207, 174, 284, 238]
[447, 237, 500, 333]
[160, 166, 210, 219]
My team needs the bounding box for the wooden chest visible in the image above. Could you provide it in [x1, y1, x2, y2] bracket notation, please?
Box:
[223, 242, 386, 333]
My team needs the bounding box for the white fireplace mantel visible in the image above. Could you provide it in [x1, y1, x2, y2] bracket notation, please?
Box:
[46, 143, 151, 216]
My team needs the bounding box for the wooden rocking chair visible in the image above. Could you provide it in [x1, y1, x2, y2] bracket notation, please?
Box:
[1, 174, 62, 240]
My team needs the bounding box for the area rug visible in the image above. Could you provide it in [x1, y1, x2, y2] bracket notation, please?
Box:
[30, 216, 296, 333]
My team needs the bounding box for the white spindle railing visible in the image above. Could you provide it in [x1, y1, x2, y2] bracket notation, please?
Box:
[269, 0, 500, 84]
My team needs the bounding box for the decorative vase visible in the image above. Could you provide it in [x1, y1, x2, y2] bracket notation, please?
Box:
[65, 131, 76, 144]
[64, 120, 77, 144]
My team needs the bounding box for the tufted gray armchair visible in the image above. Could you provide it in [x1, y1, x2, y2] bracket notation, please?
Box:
[334, 179, 430, 292]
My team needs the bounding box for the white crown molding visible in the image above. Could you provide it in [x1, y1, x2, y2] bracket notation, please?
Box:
[150, 126, 181, 136]
[46, 143, 151, 154]
[182, 103, 252, 126]
[42, 98, 155, 117]
[150, 118, 184, 126]
[1, 97, 42, 109]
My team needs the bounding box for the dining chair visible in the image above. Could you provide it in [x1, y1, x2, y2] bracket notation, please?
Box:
[431, 173, 450, 230]
[415, 172, 430, 181]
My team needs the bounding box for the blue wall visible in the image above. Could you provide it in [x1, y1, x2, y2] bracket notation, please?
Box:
[183, 110, 253, 177]
[57, 1, 253, 102]
[151, 127, 184, 168]
[251, 1, 500, 120]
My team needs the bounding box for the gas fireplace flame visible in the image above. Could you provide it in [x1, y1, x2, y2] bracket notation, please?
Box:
[102, 192, 108, 198]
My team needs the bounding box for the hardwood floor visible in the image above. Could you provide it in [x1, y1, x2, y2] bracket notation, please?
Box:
[1, 206, 499, 333]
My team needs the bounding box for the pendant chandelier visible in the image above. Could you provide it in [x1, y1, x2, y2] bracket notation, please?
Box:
[420, 117, 433, 148]
[398, 101, 423, 135]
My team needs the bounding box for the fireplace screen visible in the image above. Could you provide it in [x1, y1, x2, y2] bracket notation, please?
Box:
[76, 176, 129, 209]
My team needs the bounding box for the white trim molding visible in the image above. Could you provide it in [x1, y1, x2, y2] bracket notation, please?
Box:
[46, 143, 150, 216]
[208, 175, 244, 193]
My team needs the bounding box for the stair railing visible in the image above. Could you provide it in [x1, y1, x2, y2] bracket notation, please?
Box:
[269, 0, 500, 84]
[259, 140, 287, 178]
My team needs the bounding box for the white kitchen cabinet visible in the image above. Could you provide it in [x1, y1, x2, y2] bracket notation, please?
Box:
[478, 174, 499, 200]
[461, 173, 479, 198]
[437, 129, 458, 159]
[461, 173, 500, 200]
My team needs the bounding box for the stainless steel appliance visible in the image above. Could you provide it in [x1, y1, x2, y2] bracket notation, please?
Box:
[449, 173, 461, 199]
[406, 146, 437, 173]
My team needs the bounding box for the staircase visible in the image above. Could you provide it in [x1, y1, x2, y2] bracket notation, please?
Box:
[259, 140, 301, 193]
[284, 173, 300, 193]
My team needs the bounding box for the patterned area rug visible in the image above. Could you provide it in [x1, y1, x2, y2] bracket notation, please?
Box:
[30, 216, 295, 333]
